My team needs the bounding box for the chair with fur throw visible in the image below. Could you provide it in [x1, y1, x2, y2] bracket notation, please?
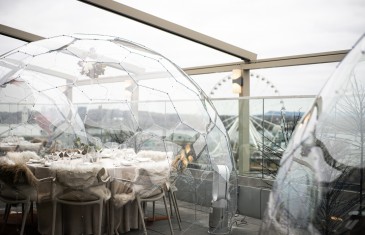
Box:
[0, 162, 54, 235]
[109, 178, 136, 234]
[51, 166, 111, 235]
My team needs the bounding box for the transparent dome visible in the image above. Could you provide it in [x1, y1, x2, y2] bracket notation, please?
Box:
[0, 34, 237, 233]
[261, 34, 365, 234]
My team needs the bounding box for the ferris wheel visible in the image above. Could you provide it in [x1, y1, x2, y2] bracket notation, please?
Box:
[209, 72, 283, 100]
[208, 72, 287, 160]
[208, 72, 285, 124]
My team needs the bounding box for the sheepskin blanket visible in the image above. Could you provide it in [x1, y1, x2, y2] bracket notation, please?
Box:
[111, 180, 135, 208]
[101, 148, 136, 158]
[0, 162, 37, 186]
[136, 150, 173, 161]
[54, 165, 111, 201]
[6, 151, 41, 164]
[0, 157, 14, 165]
[133, 167, 167, 198]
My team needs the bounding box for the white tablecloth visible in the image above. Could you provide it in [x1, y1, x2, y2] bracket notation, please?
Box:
[28, 153, 170, 235]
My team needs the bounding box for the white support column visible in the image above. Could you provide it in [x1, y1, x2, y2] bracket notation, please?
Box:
[238, 69, 250, 174]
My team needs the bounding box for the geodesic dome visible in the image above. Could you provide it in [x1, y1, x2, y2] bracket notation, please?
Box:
[0, 34, 237, 233]
[261, 34, 365, 234]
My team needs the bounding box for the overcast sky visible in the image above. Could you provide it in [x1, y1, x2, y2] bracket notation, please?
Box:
[119, 0, 365, 57]
[1, 0, 364, 99]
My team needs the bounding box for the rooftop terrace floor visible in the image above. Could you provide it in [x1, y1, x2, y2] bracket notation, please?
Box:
[0, 200, 262, 235]
[119, 199, 261, 235]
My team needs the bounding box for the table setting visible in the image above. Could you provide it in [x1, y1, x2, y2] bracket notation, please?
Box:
[0, 129, 177, 235]
[3, 147, 172, 235]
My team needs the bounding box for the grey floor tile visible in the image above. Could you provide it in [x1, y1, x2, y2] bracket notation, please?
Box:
[123, 200, 261, 235]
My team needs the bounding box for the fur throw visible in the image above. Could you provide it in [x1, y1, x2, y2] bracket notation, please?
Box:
[0, 157, 14, 165]
[55, 165, 104, 188]
[0, 162, 37, 186]
[54, 165, 111, 201]
[89, 185, 111, 201]
[136, 150, 173, 161]
[111, 180, 135, 208]
[6, 151, 41, 164]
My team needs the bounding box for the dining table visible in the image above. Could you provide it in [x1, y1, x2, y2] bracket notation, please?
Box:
[25, 148, 172, 235]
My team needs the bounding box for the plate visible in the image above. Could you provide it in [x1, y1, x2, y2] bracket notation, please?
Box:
[44, 162, 52, 167]
[136, 158, 150, 162]
[119, 160, 132, 166]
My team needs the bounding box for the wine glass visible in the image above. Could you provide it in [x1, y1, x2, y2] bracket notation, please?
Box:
[88, 146, 98, 163]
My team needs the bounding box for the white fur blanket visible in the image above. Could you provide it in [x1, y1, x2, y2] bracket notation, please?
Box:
[53, 165, 111, 201]
[136, 150, 173, 161]
[111, 180, 135, 208]
[6, 151, 41, 164]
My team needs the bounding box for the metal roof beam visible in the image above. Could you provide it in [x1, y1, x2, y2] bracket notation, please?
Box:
[1, 25, 349, 76]
[0, 24, 44, 42]
[184, 50, 349, 75]
[78, 0, 257, 61]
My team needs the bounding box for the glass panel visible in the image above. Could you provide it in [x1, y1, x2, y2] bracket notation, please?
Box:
[0, 34, 238, 234]
[211, 96, 315, 178]
[261, 34, 365, 235]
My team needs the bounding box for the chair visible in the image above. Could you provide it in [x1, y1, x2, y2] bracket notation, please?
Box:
[0, 162, 54, 235]
[51, 167, 111, 235]
[136, 187, 174, 235]
[134, 168, 175, 235]
[150, 184, 182, 231]
[165, 169, 182, 229]
[167, 184, 182, 226]
[109, 178, 136, 235]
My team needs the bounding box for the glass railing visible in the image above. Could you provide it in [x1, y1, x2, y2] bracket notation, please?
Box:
[211, 95, 316, 179]
[0, 95, 315, 180]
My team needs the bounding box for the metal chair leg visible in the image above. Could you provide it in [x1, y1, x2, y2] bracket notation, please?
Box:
[152, 201, 155, 221]
[98, 200, 103, 235]
[3, 204, 11, 224]
[136, 196, 148, 235]
[20, 202, 31, 235]
[1, 204, 11, 233]
[168, 191, 174, 215]
[30, 202, 34, 225]
[162, 194, 174, 235]
[170, 191, 182, 230]
[172, 191, 182, 223]
[51, 201, 57, 235]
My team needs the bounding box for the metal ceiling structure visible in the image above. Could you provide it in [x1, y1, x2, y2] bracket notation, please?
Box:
[78, 0, 257, 62]
[0, 24, 43, 42]
[0, 23, 348, 76]
[184, 50, 348, 75]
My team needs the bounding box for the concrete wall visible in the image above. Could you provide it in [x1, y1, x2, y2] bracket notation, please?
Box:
[237, 175, 273, 219]
[237, 185, 271, 219]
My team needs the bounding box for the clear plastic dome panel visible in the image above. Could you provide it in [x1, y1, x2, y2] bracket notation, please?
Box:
[0, 34, 238, 234]
[23, 35, 75, 53]
[207, 126, 232, 168]
[122, 56, 165, 86]
[261, 35, 365, 235]
[172, 99, 211, 134]
[166, 123, 200, 145]
[68, 40, 130, 63]
[0, 52, 31, 72]
[114, 38, 162, 58]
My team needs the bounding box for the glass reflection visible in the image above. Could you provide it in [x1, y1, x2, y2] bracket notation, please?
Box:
[0, 34, 237, 234]
[261, 34, 365, 234]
